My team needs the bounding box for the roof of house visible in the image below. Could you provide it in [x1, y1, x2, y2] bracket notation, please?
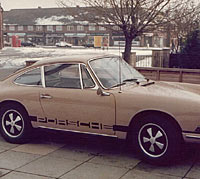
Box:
[3, 7, 96, 25]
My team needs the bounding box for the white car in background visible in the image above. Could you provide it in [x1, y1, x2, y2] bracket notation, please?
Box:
[55, 41, 72, 48]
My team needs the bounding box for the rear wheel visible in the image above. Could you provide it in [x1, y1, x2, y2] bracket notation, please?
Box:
[0, 104, 32, 144]
[130, 115, 182, 164]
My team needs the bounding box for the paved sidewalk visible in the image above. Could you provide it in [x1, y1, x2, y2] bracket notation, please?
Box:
[0, 129, 198, 179]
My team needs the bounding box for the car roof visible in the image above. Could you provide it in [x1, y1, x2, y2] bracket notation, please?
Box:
[32, 53, 118, 67]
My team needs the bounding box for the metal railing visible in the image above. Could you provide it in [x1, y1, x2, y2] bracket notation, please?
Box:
[136, 54, 169, 68]
[136, 55, 152, 67]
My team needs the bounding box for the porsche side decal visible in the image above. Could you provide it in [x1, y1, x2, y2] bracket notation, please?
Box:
[30, 116, 113, 130]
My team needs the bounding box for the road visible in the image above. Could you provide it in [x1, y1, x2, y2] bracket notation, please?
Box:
[0, 68, 20, 81]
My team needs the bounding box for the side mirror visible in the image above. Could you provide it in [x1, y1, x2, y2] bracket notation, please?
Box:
[97, 88, 110, 96]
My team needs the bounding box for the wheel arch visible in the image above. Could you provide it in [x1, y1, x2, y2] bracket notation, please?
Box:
[0, 100, 29, 116]
[128, 110, 182, 137]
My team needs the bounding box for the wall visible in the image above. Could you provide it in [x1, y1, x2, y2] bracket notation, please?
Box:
[136, 67, 200, 84]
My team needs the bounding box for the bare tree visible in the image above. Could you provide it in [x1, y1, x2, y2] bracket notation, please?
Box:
[169, 2, 200, 53]
[58, 0, 198, 63]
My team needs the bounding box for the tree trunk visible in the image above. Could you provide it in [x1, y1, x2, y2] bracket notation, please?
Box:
[123, 37, 133, 64]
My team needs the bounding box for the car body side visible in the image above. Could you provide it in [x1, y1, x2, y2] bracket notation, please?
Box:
[0, 58, 200, 143]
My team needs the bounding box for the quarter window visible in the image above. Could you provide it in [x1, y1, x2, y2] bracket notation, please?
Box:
[81, 65, 95, 88]
[15, 68, 41, 86]
[44, 64, 81, 89]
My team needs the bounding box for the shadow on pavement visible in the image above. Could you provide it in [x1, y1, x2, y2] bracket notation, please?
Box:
[32, 128, 200, 166]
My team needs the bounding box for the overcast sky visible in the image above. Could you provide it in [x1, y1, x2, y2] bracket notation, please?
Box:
[1, 0, 62, 11]
[1, 0, 199, 11]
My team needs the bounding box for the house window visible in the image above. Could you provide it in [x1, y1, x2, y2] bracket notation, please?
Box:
[18, 26, 24, 31]
[27, 26, 34, 31]
[36, 26, 43, 31]
[56, 26, 63, 31]
[89, 24, 95, 31]
[47, 25, 53, 32]
[113, 26, 120, 31]
[9, 25, 15, 31]
[77, 25, 84, 31]
[67, 26, 74, 31]
[99, 26, 106, 31]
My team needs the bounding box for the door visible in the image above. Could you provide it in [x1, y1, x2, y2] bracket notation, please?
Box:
[13, 67, 45, 127]
[39, 63, 116, 135]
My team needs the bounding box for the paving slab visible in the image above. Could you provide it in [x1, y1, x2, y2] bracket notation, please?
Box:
[120, 169, 181, 179]
[0, 150, 41, 170]
[0, 169, 11, 177]
[1, 171, 55, 179]
[60, 162, 128, 179]
[0, 136, 19, 150]
[48, 145, 97, 162]
[185, 161, 200, 179]
[134, 161, 193, 178]
[12, 141, 65, 155]
[17, 155, 83, 178]
[0, 146, 9, 153]
[89, 153, 140, 169]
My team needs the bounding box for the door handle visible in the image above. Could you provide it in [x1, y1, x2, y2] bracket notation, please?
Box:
[40, 94, 52, 99]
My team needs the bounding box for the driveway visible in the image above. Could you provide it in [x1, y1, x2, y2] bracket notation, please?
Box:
[0, 128, 198, 179]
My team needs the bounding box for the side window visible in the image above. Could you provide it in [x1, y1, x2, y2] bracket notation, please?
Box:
[15, 68, 41, 86]
[44, 64, 81, 89]
[81, 65, 95, 88]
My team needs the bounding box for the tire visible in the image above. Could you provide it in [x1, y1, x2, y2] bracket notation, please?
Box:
[130, 115, 182, 164]
[0, 104, 32, 144]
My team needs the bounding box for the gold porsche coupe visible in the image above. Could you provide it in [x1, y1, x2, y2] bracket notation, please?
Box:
[0, 54, 200, 163]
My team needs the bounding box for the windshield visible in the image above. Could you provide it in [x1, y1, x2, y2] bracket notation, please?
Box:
[89, 57, 145, 88]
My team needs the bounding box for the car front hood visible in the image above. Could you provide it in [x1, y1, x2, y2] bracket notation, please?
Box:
[122, 81, 200, 101]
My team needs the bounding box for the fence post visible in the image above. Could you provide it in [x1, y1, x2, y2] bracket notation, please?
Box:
[122, 52, 136, 67]
[162, 48, 170, 68]
[152, 49, 162, 67]
[152, 48, 170, 67]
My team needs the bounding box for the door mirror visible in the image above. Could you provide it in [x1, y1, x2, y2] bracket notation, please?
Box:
[97, 88, 110, 96]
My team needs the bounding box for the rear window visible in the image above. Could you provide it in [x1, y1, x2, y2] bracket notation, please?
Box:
[14, 68, 42, 86]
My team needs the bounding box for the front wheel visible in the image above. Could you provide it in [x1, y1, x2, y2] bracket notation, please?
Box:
[130, 115, 182, 164]
[0, 104, 32, 144]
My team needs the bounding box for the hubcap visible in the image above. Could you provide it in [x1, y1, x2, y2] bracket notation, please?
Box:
[138, 123, 168, 158]
[2, 110, 24, 138]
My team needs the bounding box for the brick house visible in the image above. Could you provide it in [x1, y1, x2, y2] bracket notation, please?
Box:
[3, 7, 168, 47]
